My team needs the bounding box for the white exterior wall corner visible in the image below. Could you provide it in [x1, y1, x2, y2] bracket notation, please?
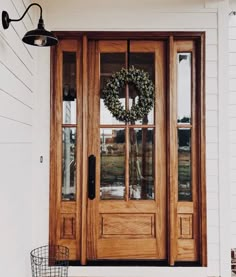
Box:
[31, 1, 231, 277]
[229, 0, 236, 272]
[0, 1, 35, 277]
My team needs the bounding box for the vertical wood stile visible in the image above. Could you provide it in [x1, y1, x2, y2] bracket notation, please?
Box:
[76, 40, 82, 260]
[81, 35, 88, 264]
[125, 48, 129, 202]
[155, 42, 167, 258]
[168, 36, 177, 265]
[55, 42, 63, 250]
[191, 41, 199, 260]
[87, 40, 100, 260]
[199, 33, 207, 266]
[49, 45, 57, 248]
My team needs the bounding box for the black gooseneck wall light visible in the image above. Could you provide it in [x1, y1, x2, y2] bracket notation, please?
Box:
[2, 3, 58, 47]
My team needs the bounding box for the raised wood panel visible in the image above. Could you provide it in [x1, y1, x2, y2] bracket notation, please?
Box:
[60, 214, 76, 239]
[97, 239, 158, 259]
[100, 214, 155, 237]
[178, 214, 193, 239]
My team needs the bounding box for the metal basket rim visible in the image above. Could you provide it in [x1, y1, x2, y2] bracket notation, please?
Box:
[30, 245, 69, 260]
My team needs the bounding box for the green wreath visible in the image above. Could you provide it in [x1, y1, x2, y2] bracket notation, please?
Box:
[102, 66, 155, 122]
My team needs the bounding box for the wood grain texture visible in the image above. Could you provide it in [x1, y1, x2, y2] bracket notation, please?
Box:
[49, 40, 81, 261]
[80, 35, 88, 264]
[168, 35, 177, 265]
[86, 40, 167, 260]
[199, 33, 207, 266]
[97, 239, 159, 259]
[60, 214, 76, 239]
[100, 214, 155, 237]
[174, 40, 200, 262]
[49, 32, 206, 264]
[87, 40, 100, 260]
[177, 214, 193, 239]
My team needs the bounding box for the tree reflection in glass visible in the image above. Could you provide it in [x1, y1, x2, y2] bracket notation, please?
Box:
[129, 128, 154, 200]
[178, 128, 192, 201]
[62, 127, 76, 201]
[100, 129, 125, 199]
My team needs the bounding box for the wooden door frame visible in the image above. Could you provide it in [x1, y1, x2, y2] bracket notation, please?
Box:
[49, 31, 206, 266]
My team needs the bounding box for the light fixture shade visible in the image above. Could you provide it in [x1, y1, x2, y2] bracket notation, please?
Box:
[22, 28, 58, 47]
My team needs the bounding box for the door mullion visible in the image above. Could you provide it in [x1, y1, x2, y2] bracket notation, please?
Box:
[81, 35, 88, 265]
[125, 125, 129, 201]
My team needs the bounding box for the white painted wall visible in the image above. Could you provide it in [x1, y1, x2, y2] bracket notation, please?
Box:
[31, 1, 232, 277]
[229, 0, 236, 249]
[0, 1, 35, 277]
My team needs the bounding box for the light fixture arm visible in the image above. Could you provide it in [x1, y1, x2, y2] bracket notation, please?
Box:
[2, 2, 58, 47]
[11, 3, 42, 23]
[2, 3, 43, 29]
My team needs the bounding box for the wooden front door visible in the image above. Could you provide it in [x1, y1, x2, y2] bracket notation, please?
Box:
[49, 33, 207, 266]
[86, 40, 166, 260]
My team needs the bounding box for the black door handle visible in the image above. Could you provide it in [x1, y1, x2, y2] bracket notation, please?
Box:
[88, 155, 96, 200]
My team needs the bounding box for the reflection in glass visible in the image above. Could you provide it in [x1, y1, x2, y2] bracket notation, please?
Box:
[62, 128, 76, 201]
[129, 53, 155, 125]
[63, 52, 76, 124]
[101, 53, 126, 74]
[100, 53, 126, 124]
[178, 128, 192, 201]
[100, 129, 125, 199]
[177, 53, 191, 123]
[129, 128, 154, 200]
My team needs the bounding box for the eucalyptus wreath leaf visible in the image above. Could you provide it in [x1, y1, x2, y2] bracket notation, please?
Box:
[102, 66, 155, 122]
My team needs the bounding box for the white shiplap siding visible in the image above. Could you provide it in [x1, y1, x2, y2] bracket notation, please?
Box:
[0, 1, 35, 277]
[229, 11, 236, 248]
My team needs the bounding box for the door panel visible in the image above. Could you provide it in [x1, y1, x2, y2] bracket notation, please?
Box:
[87, 40, 166, 260]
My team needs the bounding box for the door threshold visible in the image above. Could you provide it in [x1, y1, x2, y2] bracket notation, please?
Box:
[68, 260, 200, 267]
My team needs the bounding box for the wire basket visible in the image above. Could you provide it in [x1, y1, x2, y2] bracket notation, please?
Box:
[30, 245, 69, 277]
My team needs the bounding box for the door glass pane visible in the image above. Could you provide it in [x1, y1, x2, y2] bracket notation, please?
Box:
[63, 52, 77, 124]
[129, 53, 155, 125]
[178, 128, 192, 201]
[129, 128, 154, 200]
[177, 53, 191, 124]
[100, 53, 126, 125]
[100, 128, 125, 199]
[62, 127, 76, 201]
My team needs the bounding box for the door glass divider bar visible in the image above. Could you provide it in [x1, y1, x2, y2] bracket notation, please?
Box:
[100, 124, 155, 128]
